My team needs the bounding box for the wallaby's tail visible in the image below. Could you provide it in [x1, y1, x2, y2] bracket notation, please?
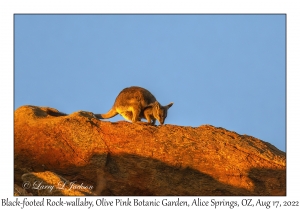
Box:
[95, 108, 118, 119]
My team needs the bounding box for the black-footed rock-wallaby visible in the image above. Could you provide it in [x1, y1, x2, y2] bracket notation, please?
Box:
[95, 86, 173, 125]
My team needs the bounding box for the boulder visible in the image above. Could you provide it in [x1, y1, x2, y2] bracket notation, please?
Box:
[14, 105, 286, 196]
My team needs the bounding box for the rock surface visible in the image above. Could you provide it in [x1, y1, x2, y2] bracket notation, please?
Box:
[14, 105, 286, 196]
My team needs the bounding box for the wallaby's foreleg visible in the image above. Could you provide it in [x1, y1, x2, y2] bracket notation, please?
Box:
[144, 110, 156, 125]
[144, 113, 152, 124]
[150, 119, 156, 125]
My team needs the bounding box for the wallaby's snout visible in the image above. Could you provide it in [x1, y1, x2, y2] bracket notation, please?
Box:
[154, 102, 173, 125]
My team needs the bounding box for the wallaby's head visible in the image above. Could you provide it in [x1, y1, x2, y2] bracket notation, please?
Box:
[148, 101, 173, 125]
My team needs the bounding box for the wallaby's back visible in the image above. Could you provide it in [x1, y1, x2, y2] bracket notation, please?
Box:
[113, 86, 156, 108]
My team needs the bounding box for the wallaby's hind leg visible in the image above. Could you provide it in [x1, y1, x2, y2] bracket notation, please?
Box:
[121, 112, 131, 121]
[119, 107, 141, 123]
[131, 106, 141, 123]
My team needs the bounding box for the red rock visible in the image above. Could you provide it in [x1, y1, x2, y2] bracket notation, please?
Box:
[14, 105, 286, 195]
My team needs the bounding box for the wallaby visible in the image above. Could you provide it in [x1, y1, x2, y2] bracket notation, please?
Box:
[95, 86, 173, 125]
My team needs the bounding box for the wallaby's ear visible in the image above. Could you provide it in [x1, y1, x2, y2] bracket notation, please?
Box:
[165, 102, 174, 109]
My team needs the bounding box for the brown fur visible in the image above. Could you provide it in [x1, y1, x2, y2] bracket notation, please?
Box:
[95, 86, 173, 125]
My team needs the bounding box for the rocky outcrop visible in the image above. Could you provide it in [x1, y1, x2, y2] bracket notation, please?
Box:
[14, 105, 286, 196]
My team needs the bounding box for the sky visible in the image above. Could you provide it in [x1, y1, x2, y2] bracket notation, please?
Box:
[14, 14, 286, 151]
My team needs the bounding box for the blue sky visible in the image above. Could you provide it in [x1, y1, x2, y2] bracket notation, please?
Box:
[14, 14, 286, 151]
